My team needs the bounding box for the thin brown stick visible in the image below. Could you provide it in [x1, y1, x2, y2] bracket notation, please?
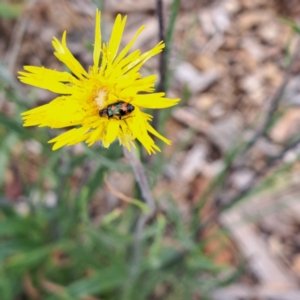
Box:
[156, 0, 166, 93]
[241, 37, 300, 155]
[153, 0, 166, 131]
[199, 135, 300, 236]
[105, 175, 141, 206]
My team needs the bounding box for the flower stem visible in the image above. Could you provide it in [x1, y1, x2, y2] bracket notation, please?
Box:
[123, 147, 155, 276]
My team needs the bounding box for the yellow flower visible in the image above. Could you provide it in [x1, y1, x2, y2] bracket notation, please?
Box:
[19, 10, 179, 154]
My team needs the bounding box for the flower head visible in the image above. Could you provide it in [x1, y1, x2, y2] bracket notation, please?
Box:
[19, 10, 179, 154]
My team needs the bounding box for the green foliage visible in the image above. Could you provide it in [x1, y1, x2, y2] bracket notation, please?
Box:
[0, 195, 232, 300]
[281, 18, 300, 35]
[0, 3, 22, 19]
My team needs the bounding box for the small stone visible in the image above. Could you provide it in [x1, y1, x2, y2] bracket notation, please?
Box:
[175, 62, 221, 94]
[231, 169, 255, 190]
[179, 144, 207, 183]
[208, 114, 243, 152]
[193, 93, 215, 111]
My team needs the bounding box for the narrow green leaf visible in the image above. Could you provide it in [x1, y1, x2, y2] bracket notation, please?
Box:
[0, 3, 22, 19]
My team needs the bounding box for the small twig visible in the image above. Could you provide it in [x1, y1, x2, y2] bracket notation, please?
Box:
[123, 148, 156, 275]
[153, 0, 166, 131]
[156, 0, 166, 94]
[241, 36, 300, 155]
[104, 176, 139, 204]
[164, 0, 180, 92]
[199, 135, 300, 235]
[5, 0, 37, 72]
[105, 175, 148, 211]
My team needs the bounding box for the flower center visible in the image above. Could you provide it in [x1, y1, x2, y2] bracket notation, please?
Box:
[94, 89, 107, 109]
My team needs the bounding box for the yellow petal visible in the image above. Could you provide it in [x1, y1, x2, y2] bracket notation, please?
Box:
[124, 41, 165, 74]
[52, 31, 88, 79]
[108, 15, 127, 63]
[137, 134, 161, 155]
[129, 107, 144, 137]
[69, 130, 92, 146]
[105, 119, 119, 144]
[98, 44, 108, 77]
[125, 109, 163, 154]
[49, 127, 90, 150]
[86, 123, 106, 146]
[93, 9, 102, 71]
[114, 50, 141, 75]
[134, 94, 180, 109]
[113, 25, 145, 66]
[23, 66, 76, 82]
[18, 66, 75, 94]
[119, 75, 157, 95]
[146, 122, 171, 145]
[22, 96, 83, 128]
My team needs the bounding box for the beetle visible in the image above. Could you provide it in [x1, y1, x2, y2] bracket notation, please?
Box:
[99, 101, 135, 120]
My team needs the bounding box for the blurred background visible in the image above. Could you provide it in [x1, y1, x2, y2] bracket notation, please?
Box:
[1, 0, 300, 299]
